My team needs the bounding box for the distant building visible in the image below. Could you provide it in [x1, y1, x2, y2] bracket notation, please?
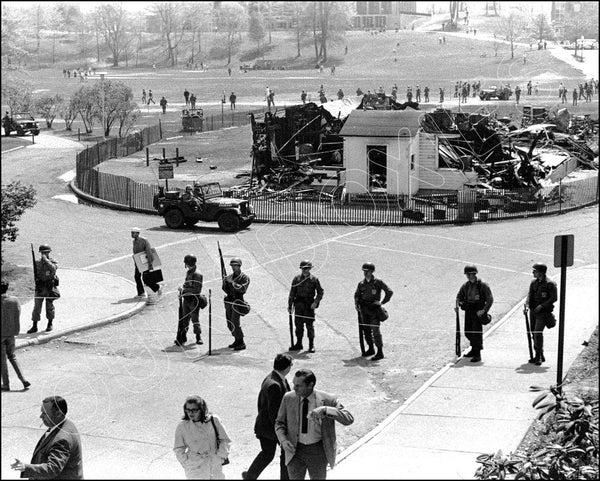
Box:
[551, 1, 599, 38]
[352, 1, 430, 29]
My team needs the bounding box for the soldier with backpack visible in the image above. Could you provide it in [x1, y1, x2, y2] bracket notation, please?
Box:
[455, 265, 494, 362]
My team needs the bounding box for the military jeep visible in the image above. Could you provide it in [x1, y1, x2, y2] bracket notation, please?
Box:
[3, 112, 40, 136]
[153, 182, 255, 232]
[479, 85, 512, 101]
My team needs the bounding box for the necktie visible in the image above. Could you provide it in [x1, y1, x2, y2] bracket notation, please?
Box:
[301, 398, 309, 434]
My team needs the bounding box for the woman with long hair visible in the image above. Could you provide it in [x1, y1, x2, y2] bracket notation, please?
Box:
[174, 395, 231, 479]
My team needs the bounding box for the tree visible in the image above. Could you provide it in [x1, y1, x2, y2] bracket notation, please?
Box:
[529, 14, 554, 42]
[291, 2, 310, 58]
[1, 181, 37, 261]
[70, 85, 96, 133]
[562, 14, 596, 43]
[93, 80, 138, 137]
[34, 94, 63, 128]
[308, 1, 349, 63]
[1, 82, 32, 113]
[1, 4, 28, 67]
[45, 4, 65, 65]
[214, 2, 246, 65]
[59, 99, 77, 131]
[449, 1, 459, 28]
[495, 12, 527, 59]
[248, 11, 266, 50]
[153, 2, 188, 67]
[95, 4, 129, 66]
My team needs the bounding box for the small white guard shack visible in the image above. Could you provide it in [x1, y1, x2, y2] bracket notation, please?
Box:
[339, 110, 477, 195]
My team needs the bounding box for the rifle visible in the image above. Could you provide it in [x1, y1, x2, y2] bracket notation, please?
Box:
[31, 244, 39, 290]
[523, 306, 534, 360]
[455, 306, 461, 357]
[288, 309, 294, 350]
[356, 304, 366, 356]
[217, 242, 227, 281]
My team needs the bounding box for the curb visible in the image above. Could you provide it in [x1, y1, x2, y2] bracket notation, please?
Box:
[16, 300, 147, 351]
[333, 294, 527, 466]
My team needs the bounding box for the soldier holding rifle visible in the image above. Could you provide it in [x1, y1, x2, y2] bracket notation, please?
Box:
[525, 263, 557, 366]
[354, 262, 393, 361]
[28, 244, 59, 333]
[219, 247, 250, 351]
[288, 260, 324, 353]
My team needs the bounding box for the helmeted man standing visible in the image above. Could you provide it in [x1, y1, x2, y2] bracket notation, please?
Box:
[354, 262, 393, 361]
[28, 244, 59, 333]
[455, 265, 493, 362]
[223, 257, 250, 350]
[176, 255, 204, 347]
[526, 263, 557, 366]
[288, 260, 324, 353]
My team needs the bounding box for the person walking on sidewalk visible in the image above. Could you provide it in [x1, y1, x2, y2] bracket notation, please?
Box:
[147, 89, 155, 104]
[288, 260, 324, 353]
[354, 262, 393, 361]
[28, 244, 59, 334]
[455, 265, 493, 362]
[223, 257, 250, 351]
[1, 281, 31, 391]
[131, 228, 161, 299]
[11, 396, 83, 479]
[176, 255, 204, 347]
[526, 263, 557, 366]
[173, 395, 231, 479]
[243, 353, 293, 480]
[160, 96, 168, 114]
[275, 369, 354, 480]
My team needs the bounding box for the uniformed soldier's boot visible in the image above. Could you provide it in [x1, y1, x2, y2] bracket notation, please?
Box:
[535, 350, 544, 366]
[308, 339, 315, 353]
[371, 347, 384, 361]
[529, 350, 541, 365]
[45, 321, 53, 332]
[362, 345, 375, 357]
[290, 338, 303, 351]
[27, 322, 38, 334]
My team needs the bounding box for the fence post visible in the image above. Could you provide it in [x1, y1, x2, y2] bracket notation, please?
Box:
[78, 128, 80, 142]
[146, 148, 149, 167]
[159, 118, 162, 138]
[163, 148, 166, 161]
[176, 147, 179, 167]
[558, 179, 562, 214]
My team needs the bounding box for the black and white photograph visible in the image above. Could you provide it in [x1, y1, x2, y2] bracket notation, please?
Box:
[1, 1, 598, 479]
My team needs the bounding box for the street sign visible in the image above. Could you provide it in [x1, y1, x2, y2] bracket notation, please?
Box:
[553, 234, 574, 267]
[158, 164, 173, 179]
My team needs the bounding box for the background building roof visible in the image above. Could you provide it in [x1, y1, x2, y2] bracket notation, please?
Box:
[339, 109, 423, 138]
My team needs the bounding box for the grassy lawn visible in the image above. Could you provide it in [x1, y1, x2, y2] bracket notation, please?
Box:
[1, 135, 35, 152]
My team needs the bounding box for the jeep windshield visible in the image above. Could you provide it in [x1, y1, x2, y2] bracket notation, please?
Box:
[13, 113, 33, 120]
[199, 183, 223, 198]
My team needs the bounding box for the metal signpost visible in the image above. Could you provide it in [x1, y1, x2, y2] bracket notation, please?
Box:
[553, 234, 574, 393]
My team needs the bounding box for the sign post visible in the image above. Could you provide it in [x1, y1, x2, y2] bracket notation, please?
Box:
[158, 163, 174, 191]
[553, 234, 574, 393]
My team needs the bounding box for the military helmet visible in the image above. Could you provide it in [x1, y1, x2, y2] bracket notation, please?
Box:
[464, 265, 478, 274]
[184, 254, 197, 265]
[299, 260, 313, 269]
[532, 263, 547, 274]
[362, 262, 375, 271]
[39, 244, 52, 252]
[230, 257, 242, 266]
[185, 184, 193, 190]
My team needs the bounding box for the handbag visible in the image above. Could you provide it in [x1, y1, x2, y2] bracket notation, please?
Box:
[210, 416, 230, 465]
[376, 306, 389, 322]
[232, 298, 250, 316]
[480, 313, 492, 325]
[544, 312, 556, 329]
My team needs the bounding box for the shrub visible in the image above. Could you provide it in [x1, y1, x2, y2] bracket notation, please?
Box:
[1, 182, 37, 264]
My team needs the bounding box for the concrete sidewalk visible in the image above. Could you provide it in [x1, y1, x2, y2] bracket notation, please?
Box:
[15, 268, 147, 350]
[330, 265, 598, 479]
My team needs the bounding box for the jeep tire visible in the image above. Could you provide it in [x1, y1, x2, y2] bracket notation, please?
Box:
[165, 209, 185, 229]
[218, 212, 240, 232]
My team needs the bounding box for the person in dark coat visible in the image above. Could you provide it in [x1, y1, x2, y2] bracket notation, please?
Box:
[28, 244, 59, 334]
[455, 265, 493, 363]
[11, 396, 83, 479]
[223, 257, 250, 350]
[176, 254, 204, 346]
[243, 353, 293, 480]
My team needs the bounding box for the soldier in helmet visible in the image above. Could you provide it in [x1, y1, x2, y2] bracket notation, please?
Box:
[175, 255, 204, 347]
[525, 263, 557, 366]
[288, 260, 324, 353]
[28, 244, 59, 333]
[354, 262, 393, 361]
[131, 227, 161, 299]
[223, 257, 250, 350]
[455, 265, 494, 362]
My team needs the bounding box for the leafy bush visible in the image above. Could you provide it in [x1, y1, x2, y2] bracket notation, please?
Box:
[475, 387, 599, 479]
[1, 182, 37, 264]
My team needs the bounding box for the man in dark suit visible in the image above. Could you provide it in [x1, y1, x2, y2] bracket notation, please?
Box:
[276, 369, 354, 479]
[243, 353, 293, 480]
[11, 396, 83, 479]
